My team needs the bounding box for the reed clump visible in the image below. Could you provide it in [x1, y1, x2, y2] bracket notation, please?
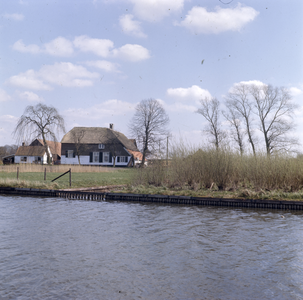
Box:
[133, 145, 303, 195]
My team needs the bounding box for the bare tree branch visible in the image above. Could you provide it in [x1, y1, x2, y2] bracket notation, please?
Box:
[222, 108, 245, 155]
[13, 103, 66, 164]
[225, 83, 257, 155]
[196, 97, 225, 150]
[129, 99, 170, 167]
[250, 84, 299, 155]
[71, 129, 85, 165]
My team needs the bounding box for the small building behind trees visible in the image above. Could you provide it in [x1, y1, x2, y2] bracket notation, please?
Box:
[13, 139, 61, 164]
[15, 143, 52, 164]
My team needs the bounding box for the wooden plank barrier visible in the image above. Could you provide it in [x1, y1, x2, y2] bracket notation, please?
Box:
[1, 187, 303, 210]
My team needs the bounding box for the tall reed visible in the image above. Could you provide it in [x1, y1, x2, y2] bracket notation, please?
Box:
[134, 144, 303, 192]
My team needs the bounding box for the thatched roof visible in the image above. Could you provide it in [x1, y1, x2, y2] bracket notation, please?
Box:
[34, 139, 61, 156]
[61, 127, 139, 152]
[15, 146, 47, 156]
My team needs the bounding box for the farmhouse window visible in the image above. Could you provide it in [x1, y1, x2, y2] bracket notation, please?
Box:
[21, 157, 27, 162]
[98, 144, 105, 149]
[118, 156, 128, 163]
[103, 152, 110, 163]
[93, 152, 99, 163]
[67, 150, 74, 158]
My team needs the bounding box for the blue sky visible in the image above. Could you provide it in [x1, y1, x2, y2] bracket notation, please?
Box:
[1, 0, 302, 151]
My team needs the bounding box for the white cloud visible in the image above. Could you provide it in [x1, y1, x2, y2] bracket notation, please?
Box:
[44, 37, 74, 56]
[0, 115, 18, 123]
[39, 62, 99, 87]
[2, 13, 24, 21]
[85, 60, 120, 72]
[229, 80, 265, 92]
[6, 62, 99, 90]
[13, 37, 73, 56]
[167, 85, 212, 104]
[130, 0, 184, 22]
[178, 4, 259, 34]
[12, 35, 150, 63]
[65, 99, 136, 120]
[119, 14, 147, 38]
[166, 102, 197, 112]
[17, 91, 44, 102]
[112, 44, 150, 62]
[12, 40, 41, 54]
[0, 89, 12, 102]
[157, 98, 196, 113]
[289, 87, 302, 97]
[6, 69, 52, 90]
[73, 35, 114, 57]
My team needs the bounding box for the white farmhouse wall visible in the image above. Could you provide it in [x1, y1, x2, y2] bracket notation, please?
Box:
[15, 152, 50, 164]
[61, 155, 129, 166]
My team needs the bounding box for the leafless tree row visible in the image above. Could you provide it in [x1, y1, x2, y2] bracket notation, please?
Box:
[197, 83, 299, 155]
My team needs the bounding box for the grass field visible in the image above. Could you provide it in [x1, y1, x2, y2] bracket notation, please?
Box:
[0, 165, 135, 190]
[2, 157, 303, 201]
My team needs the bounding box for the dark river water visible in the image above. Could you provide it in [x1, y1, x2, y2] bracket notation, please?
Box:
[0, 195, 303, 300]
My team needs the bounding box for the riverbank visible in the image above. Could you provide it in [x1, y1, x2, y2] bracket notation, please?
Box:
[1, 163, 303, 201]
[1, 186, 303, 210]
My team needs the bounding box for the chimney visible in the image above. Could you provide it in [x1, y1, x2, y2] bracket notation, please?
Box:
[109, 123, 114, 130]
[22, 142, 25, 146]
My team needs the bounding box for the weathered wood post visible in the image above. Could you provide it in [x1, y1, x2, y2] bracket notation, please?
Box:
[69, 168, 71, 187]
[44, 168, 46, 181]
[17, 167, 19, 180]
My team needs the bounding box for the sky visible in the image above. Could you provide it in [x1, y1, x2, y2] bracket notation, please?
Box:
[1, 0, 303, 152]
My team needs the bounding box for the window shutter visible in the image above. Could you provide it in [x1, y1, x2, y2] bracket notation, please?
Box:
[66, 150, 68, 158]
[99, 152, 103, 162]
[109, 153, 112, 163]
[89, 152, 93, 163]
[117, 157, 120, 163]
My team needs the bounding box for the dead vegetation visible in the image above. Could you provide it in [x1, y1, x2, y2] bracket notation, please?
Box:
[132, 143, 303, 199]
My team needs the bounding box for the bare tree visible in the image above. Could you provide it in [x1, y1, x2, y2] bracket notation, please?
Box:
[196, 97, 225, 150]
[225, 83, 257, 156]
[250, 84, 298, 155]
[71, 129, 86, 165]
[99, 130, 122, 168]
[129, 99, 170, 167]
[13, 103, 66, 163]
[222, 108, 245, 155]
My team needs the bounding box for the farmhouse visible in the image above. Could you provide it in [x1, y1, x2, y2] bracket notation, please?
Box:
[13, 139, 61, 164]
[30, 139, 61, 164]
[15, 143, 52, 164]
[61, 125, 142, 166]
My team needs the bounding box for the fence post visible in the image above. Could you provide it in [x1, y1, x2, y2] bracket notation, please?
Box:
[17, 167, 19, 180]
[69, 168, 71, 187]
[44, 168, 46, 181]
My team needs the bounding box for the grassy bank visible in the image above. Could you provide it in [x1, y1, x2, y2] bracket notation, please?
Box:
[2, 149, 303, 202]
[0, 165, 135, 190]
[129, 146, 303, 201]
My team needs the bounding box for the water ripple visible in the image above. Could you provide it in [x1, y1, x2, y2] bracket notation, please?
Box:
[0, 195, 303, 299]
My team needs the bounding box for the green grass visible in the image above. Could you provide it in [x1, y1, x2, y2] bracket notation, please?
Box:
[121, 184, 303, 201]
[0, 168, 135, 190]
[1, 163, 303, 201]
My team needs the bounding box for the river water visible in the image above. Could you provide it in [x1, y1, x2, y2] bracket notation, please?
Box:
[0, 195, 303, 300]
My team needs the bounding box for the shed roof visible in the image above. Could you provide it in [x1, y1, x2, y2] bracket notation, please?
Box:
[15, 146, 47, 156]
[61, 127, 139, 152]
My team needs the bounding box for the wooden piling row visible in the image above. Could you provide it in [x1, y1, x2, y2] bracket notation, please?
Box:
[0, 187, 303, 210]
